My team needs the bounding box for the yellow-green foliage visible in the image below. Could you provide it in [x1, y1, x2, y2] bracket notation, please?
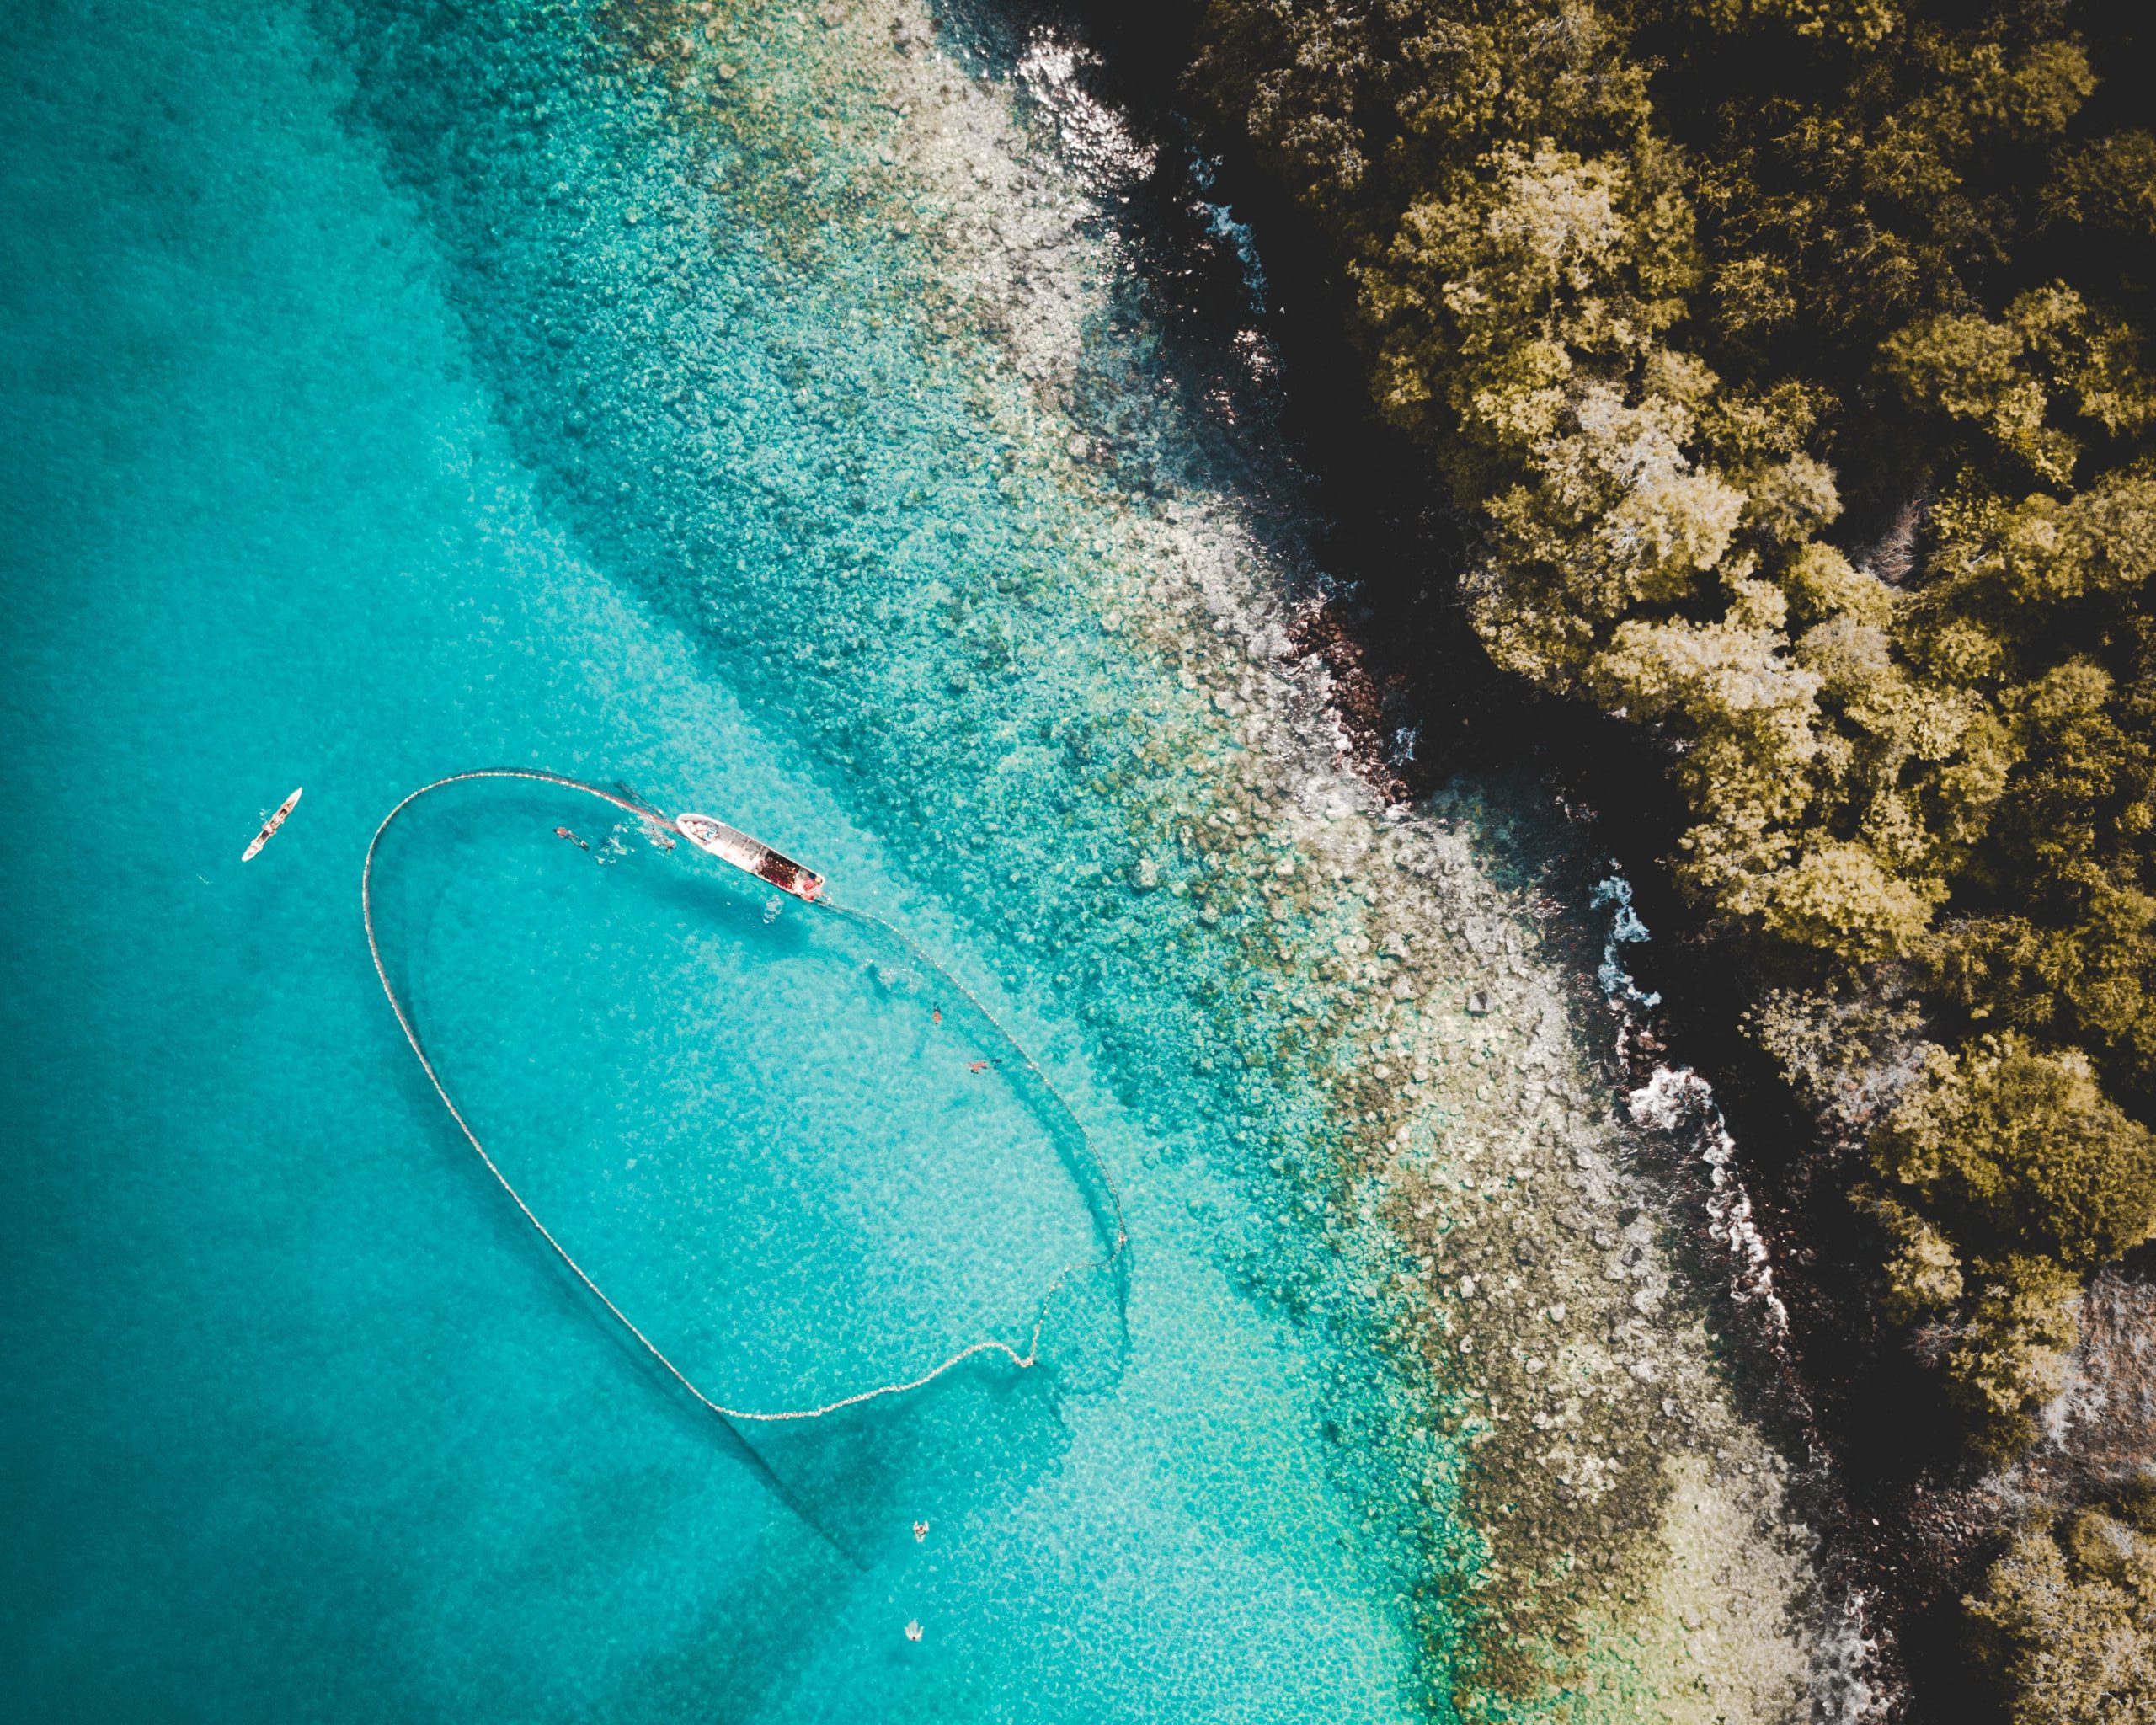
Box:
[1193, 0, 2119, 972]
[1865, 1031, 2155, 1453]
[1872, 1037, 2156, 1269]
[1943, 1255, 2084, 1460]
[1194, 12, 2156, 1690]
[1886, 289, 2156, 487]
[1193, 0, 2156, 1497]
[1968, 1493, 2156, 1724]
[1849, 1189, 1964, 1324]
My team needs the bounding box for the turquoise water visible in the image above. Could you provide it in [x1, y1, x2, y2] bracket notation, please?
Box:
[0, 2, 1452, 1720]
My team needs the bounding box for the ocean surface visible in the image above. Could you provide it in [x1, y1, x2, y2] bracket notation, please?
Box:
[0, 1, 1440, 1719]
[2, 1, 1840, 1720]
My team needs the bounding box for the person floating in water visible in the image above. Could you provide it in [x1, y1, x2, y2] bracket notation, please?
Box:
[969, 1060, 990, 1073]
[554, 825, 590, 851]
[931, 1007, 942, 1025]
[904, 1620, 923, 1642]
[912, 1520, 930, 1542]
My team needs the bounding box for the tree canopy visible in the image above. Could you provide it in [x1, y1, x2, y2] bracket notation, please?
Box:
[1188, 2, 2156, 1708]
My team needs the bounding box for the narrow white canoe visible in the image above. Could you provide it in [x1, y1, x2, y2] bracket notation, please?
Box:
[674, 812, 826, 901]
[242, 787, 304, 862]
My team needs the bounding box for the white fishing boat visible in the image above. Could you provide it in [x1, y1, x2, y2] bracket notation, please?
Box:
[242, 787, 303, 862]
[673, 812, 826, 901]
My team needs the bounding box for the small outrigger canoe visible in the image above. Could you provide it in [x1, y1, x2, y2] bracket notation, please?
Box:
[242, 787, 304, 862]
[674, 812, 825, 901]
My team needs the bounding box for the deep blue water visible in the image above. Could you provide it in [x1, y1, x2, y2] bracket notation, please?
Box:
[0, 1, 1449, 1719]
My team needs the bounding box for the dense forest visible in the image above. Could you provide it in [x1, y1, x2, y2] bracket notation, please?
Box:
[1155, 0, 2156, 1716]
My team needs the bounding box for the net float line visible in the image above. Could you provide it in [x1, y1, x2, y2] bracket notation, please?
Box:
[361, 768, 1128, 1424]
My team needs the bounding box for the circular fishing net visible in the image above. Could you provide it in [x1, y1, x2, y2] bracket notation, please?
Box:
[362, 770, 1127, 1423]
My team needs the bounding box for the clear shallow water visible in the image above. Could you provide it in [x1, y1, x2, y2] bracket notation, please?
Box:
[0, 2, 1439, 1721]
[376, 778, 1118, 1416]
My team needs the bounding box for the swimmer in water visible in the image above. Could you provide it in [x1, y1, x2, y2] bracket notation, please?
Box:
[912, 1520, 929, 1542]
[554, 826, 590, 851]
[969, 1060, 990, 1073]
[931, 1007, 942, 1025]
[904, 1621, 923, 1642]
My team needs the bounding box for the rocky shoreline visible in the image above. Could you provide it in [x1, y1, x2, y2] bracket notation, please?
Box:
[856, 3, 1870, 1711]
[989, 7, 2153, 1717]
[1211, 152, 2156, 1725]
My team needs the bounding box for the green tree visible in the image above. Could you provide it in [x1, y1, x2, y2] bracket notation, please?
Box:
[1969, 1497, 2156, 1724]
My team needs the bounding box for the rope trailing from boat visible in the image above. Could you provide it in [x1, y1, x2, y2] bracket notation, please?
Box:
[361, 768, 1127, 1423]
